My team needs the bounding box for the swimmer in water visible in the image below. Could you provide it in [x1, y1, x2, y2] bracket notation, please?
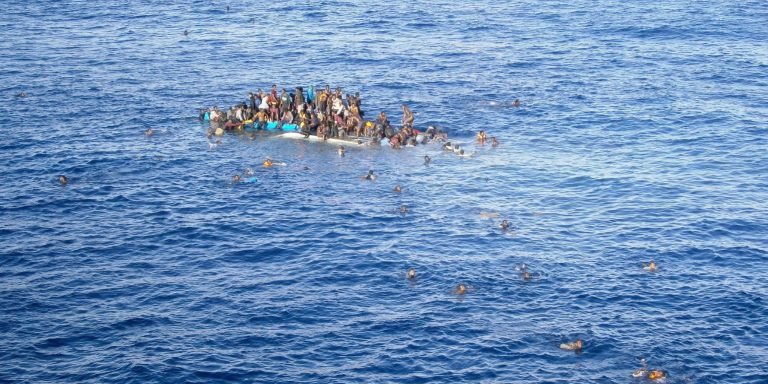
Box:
[647, 370, 666, 381]
[145, 127, 153, 136]
[424, 155, 431, 165]
[632, 358, 666, 381]
[559, 338, 583, 351]
[499, 220, 510, 230]
[406, 267, 417, 280]
[59, 175, 69, 186]
[17, 91, 28, 98]
[512, 99, 521, 107]
[521, 271, 532, 281]
[362, 170, 376, 181]
[477, 130, 487, 143]
[399, 204, 409, 214]
[263, 158, 273, 167]
[491, 137, 499, 147]
[454, 283, 468, 295]
[338, 145, 345, 157]
[643, 260, 657, 272]
[231, 174, 241, 183]
[244, 168, 255, 176]
[393, 185, 402, 193]
[183, 29, 189, 36]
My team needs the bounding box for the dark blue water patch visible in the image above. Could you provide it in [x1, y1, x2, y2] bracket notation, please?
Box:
[2, 0, 768, 383]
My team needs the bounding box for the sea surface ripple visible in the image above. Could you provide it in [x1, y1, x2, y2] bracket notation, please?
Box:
[1, 1, 767, 383]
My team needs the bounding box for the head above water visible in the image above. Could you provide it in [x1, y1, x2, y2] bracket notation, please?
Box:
[59, 175, 69, 186]
[455, 283, 467, 295]
[406, 268, 416, 279]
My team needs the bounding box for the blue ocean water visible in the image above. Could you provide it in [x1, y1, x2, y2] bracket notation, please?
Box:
[1, 0, 767, 382]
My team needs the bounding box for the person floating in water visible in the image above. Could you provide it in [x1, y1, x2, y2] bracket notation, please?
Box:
[263, 158, 273, 167]
[643, 260, 657, 272]
[491, 137, 499, 147]
[362, 170, 376, 181]
[499, 220, 510, 230]
[231, 174, 241, 183]
[453, 283, 468, 295]
[338, 145, 345, 157]
[512, 99, 521, 107]
[521, 270, 532, 281]
[59, 175, 69, 186]
[559, 338, 583, 352]
[399, 204, 409, 214]
[183, 29, 189, 36]
[393, 185, 402, 193]
[476, 130, 487, 144]
[424, 155, 431, 165]
[405, 267, 417, 280]
[145, 127, 153, 136]
[17, 91, 28, 98]
[632, 358, 666, 381]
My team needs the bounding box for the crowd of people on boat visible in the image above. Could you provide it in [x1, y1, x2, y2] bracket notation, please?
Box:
[200, 84, 449, 148]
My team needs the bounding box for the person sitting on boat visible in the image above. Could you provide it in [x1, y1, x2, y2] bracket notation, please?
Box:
[389, 134, 401, 149]
[279, 110, 294, 129]
[363, 120, 375, 137]
[298, 109, 311, 137]
[317, 112, 329, 140]
[401, 104, 414, 128]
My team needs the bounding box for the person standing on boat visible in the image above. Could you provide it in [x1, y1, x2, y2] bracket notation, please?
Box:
[401, 104, 414, 129]
[375, 111, 390, 139]
[267, 89, 279, 121]
[332, 94, 346, 138]
[317, 87, 328, 116]
[280, 89, 292, 121]
[306, 85, 315, 106]
[294, 86, 305, 113]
